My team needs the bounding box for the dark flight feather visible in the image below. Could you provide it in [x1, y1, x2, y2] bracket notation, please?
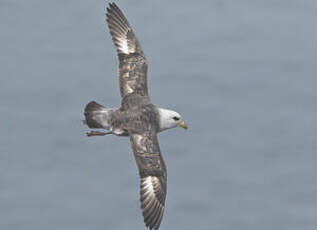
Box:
[106, 3, 149, 98]
[130, 131, 167, 230]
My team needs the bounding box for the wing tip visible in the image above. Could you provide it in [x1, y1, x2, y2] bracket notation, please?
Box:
[140, 176, 165, 230]
[106, 2, 132, 55]
[106, 2, 128, 25]
[107, 2, 117, 10]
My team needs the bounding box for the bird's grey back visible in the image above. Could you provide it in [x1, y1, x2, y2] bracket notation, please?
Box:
[113, 93, 160, 134]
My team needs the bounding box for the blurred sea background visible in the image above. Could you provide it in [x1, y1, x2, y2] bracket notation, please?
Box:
[1, 0, 317, 229]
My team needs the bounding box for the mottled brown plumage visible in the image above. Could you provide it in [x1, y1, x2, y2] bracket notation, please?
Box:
[83, 3, 187, 230]
[106, 4, 167, 229]
[106, 2, 148, 98]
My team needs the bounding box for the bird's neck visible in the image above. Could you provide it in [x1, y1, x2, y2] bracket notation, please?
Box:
[157, 108, 177, 132]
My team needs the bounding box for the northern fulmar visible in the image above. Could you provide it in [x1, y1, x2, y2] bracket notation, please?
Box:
[83, 3, 187, 230]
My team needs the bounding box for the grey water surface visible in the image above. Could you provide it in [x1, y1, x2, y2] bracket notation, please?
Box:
[1, 0, 317, 229]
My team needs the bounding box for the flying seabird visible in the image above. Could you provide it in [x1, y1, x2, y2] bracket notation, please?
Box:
[83, 3, 187, 230]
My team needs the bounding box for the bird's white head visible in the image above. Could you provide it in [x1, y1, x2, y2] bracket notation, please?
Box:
[157, 108, 188, 132]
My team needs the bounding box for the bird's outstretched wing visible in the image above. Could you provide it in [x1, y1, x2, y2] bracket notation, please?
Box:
[106, 3, 149, 98]
[130, 131, 167, 230]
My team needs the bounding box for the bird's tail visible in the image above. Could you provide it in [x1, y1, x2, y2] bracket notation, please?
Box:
[83, 101, 113, 130]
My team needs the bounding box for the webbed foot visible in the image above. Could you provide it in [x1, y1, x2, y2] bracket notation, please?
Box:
[86, 131, 112, 137]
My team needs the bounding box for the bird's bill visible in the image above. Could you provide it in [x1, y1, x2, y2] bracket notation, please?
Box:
[178, 121, 188, 130]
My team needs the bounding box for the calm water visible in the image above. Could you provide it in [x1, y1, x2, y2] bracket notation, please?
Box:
[1, 0, 317, 229]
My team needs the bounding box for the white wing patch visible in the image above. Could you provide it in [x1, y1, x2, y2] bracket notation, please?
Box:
[106, 3, 137, 55]
[116, 37, 130, 54]
[142, 176, 155, 194]
[140, 176, 165, 229]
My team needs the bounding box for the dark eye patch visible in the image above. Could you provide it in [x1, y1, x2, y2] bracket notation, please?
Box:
[173, 116, 180, 121]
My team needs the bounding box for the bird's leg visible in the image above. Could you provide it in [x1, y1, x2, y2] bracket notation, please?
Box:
[86, 130, 112, 137]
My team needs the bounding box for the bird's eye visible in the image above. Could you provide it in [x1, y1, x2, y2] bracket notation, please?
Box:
[173, 116, 180, 121]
